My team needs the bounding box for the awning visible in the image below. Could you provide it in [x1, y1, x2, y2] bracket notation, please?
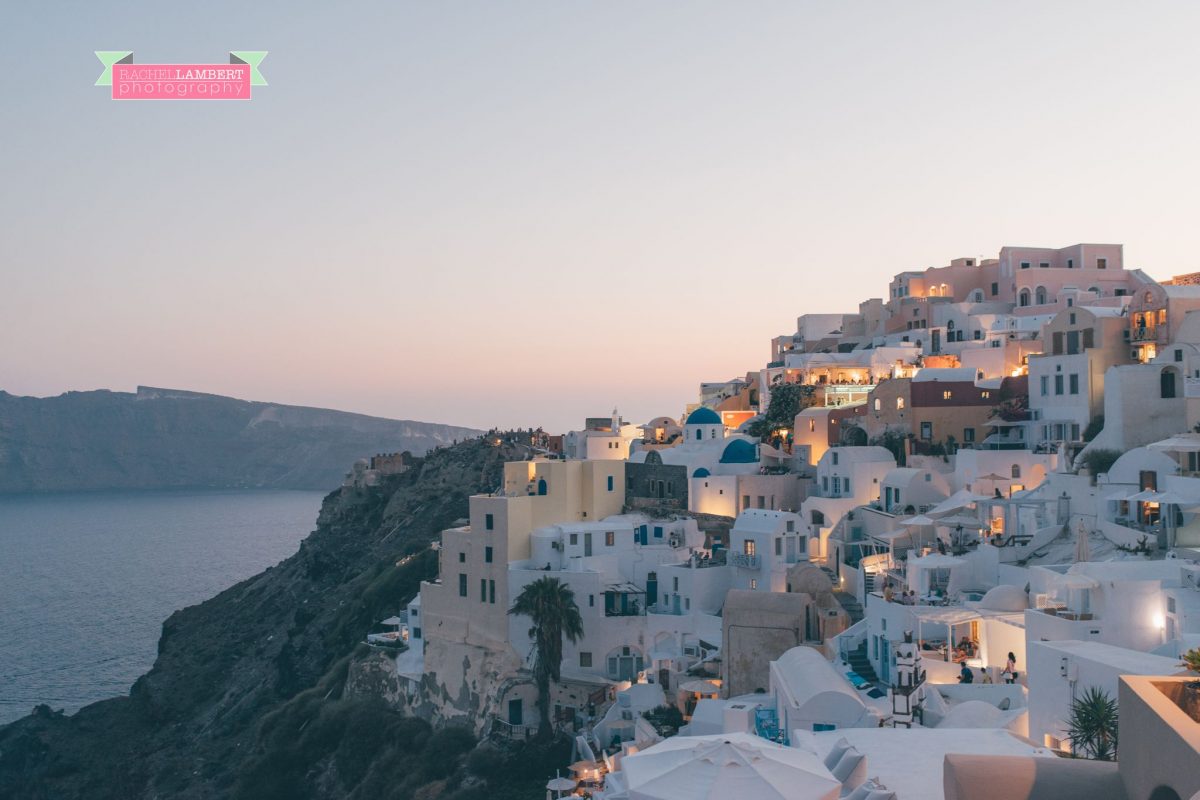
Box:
[871, 529, 911, 543]
[679, 679, 722, 694]
[901, 514, 936, 526]
[1058, 572, 1100, 589]
[927, 489, 991, 517]
[1148, 434, 1200, 453]
[911, 607, 981, 626]
[380, 616, 403, 627]
[908, 554, 967, 570]
[936, 514, 987, 528]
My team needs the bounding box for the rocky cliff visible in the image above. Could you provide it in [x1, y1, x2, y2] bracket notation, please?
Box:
[0, 387, 481, 493]
[0, 434, 563, 800]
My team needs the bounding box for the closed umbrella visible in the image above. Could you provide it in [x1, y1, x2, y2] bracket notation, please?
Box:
[1074, 519, 1091, 564]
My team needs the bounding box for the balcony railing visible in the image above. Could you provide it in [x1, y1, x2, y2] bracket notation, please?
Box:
[729, 553, 761, 569]
[1131, 326, 1158, 343]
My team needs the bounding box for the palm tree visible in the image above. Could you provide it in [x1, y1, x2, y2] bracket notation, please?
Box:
[1066, 686, 1119, 760]
[508, 576, 584, 740]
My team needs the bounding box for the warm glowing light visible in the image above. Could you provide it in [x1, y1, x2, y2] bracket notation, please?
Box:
[1152, 612, 1166, 630]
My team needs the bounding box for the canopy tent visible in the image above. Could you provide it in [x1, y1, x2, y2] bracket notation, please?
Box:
[615, 732, 841, 800]
[379, 616, 403, 627]
[900, 514, 936, 527]
[906, 554, 967, 596]
[1127, 489, 1165, 503]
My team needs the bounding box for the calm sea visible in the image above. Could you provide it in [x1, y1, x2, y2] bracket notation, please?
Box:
[0, 489, 325, 725]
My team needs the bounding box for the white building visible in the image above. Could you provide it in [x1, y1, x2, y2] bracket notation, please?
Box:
[1025, 639, 1181, 753]
[727, 509, 809, 592]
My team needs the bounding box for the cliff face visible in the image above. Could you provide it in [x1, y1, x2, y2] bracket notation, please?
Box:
[0, 387, 482, 492]
[0, 435, 536, 800]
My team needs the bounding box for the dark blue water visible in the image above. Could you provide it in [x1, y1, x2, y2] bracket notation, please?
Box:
[0, 490, 325, 724]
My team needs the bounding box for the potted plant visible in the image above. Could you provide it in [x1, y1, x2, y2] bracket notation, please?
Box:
[1177, 648, 1200, 721]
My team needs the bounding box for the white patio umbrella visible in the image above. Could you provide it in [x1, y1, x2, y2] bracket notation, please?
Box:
[901, 514, 937, 551]
[547, 773, 577, 797]
[1074, 519, 1091, 564]
[619, 733, 840, 800]
[974, 473, 1010, 497]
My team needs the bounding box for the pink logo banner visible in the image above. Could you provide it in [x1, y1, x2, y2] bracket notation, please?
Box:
[112, 63, 251, 100]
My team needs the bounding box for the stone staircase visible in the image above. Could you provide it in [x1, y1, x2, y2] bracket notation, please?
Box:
[846, 641, 879, 685]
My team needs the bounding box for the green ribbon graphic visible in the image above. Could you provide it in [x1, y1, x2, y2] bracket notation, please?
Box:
[230, 52, 268, 86]
[94, 51, 133, 86]
[94, 51, 267, 87]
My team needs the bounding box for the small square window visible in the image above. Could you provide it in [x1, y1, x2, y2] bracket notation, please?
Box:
[580, 652, 593, 668]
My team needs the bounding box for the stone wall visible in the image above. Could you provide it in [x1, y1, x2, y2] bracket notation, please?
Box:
[624, 461, 688, 509]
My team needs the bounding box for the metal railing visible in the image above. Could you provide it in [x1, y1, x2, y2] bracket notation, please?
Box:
[729, 553, 761, 569]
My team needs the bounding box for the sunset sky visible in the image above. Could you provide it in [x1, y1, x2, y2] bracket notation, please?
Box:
[4, 2, 1200, 432]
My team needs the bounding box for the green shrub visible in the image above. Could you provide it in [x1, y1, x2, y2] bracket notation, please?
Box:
[1080, 448, 1122, 476]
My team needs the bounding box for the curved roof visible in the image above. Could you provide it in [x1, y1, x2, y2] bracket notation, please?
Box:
[772, 646, 866, 715]
[979, 584, 1028, 612]
[719, 439, 758, 464]
[693, 467, 711, 478]
[686, 406, 722, 425]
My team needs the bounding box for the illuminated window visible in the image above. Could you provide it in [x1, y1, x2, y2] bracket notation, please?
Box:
[874, 399, 881, 411]
[744, 540, 756, 556]
[896, 397, 905, 410]
[943, 390, 952, 400]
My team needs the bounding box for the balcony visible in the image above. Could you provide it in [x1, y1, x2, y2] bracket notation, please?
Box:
[729, 553, 761, 569]
[1131, 325, 1158, 343]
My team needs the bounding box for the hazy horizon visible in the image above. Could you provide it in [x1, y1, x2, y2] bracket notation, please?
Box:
[4, 2, 1200, 432]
